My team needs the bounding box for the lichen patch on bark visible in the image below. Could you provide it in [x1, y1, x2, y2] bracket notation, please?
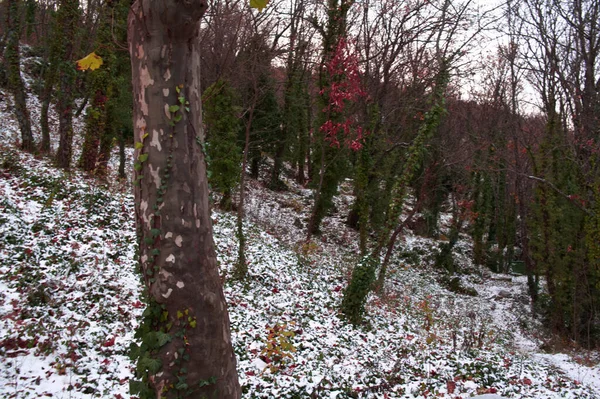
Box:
[150, 130, 162, 151]
[139, 66, 154, 116]
[149, 163, 161, 189]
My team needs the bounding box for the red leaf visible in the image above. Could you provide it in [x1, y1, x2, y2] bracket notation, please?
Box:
[102, 336, 116, 347]
[447, 380, 456, 394]
[132, 301, 143, 309]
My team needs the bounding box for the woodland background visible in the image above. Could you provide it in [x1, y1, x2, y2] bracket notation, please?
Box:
[1, 0, 600, 397]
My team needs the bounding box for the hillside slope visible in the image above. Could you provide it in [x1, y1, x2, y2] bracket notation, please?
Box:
[1, 72, 599, 398]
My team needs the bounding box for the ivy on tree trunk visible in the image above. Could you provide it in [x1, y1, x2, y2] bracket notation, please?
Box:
[128, 0, 241, 397]
[5, 0, 35, 152]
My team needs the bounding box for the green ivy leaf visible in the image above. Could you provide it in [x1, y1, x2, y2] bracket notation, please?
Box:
[169, 105, 180, 113]
[160, 310, 169, 322]
[139, 154, 149, 163]
[156, 331, 172, 347]
[135, 142, 144, 150]
[129, 342, 140, 360]
[139, 356, 161, 373]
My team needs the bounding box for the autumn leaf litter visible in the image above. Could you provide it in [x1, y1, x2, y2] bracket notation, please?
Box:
[1, 68, 600, 398]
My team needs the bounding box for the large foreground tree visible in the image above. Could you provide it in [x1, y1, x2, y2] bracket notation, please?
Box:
[128, 0, 241, 397]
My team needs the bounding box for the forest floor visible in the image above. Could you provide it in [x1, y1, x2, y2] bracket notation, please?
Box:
[1, 57, 600, 398]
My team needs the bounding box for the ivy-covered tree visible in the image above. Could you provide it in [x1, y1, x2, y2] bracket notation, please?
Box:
[54, 0, 79, 169]
[247, 74, 281, 179]
[5, 0, 35, 152]
[78, 0, 131, 176]
[307, 31, 366, 240]
[203, 79, 242, 210]
[127, 0, 241, 396]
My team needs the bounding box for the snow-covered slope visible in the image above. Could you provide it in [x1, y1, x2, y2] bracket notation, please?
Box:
[1, 66, 599, 398]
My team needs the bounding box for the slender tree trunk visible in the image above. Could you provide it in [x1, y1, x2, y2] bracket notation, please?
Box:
[376, 206, 419, 290]
[54, 0, 78, 169]
[40, 17, 60, 154]
[96, 122, 112, 176]
[306, 143, 327, 242]
[40, 77, 54, 153]
[75, 95, 88, 117]
[128, 1, 240, 397]
[118, 129, 126, 179]
[236, 96, 256, 279]
[514, 137, 537, 301]
[78, 93, 104, 172]
[6, 0, 35, 152]
[270, 139, 286, 190]
[297, 123, 307, 185]
[300, 92, 312, 185]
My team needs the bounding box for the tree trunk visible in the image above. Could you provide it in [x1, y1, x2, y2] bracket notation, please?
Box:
[6, 0, 35, 152]
[236, 93, 256, 279]
[54, 0, 78, 169]
[128, 1, 241, 397]
[39, 12, 61, 154]
[96, 121, 112, 177]
[78, 92, 105, 172]
[40, 77, 54, 153]
[118, 129, 126, 179]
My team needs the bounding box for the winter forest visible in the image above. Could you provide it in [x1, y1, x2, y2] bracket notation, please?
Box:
[0, 0, 600, 397]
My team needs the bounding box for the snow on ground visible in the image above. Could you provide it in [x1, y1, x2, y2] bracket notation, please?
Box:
[0, 147, 141, 397]
[1, 64, 600, 398]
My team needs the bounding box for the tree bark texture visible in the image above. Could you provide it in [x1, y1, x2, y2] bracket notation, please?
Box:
[54, 0, 78, 169]
[128, 1, 241, 397]
[78, 92, 105, 173]
[6, 0, 35, 152]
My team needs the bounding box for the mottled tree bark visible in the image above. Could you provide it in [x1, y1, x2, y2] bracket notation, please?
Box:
[128, 0, 241, 397]
[5, 0, 35, 152]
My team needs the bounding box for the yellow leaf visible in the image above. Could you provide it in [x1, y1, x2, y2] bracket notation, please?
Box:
[250, 0, 270, 12]
[76, 52, 103, 71]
